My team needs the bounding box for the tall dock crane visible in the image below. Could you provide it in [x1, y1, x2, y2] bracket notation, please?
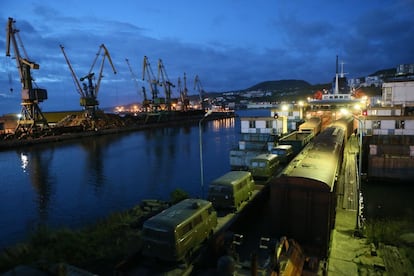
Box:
[178, 73, 189, 111]
[142, 56, 161, 111]
[6, 17, 49, 135]
[60, 44, 117, 118]
[157, 59, 175, 111]
[125, 58, 151, 112]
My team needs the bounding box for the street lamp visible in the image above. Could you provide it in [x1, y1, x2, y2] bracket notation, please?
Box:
[354, 115, 363, 230]
[298, 100, 304, 120]
[199, 110, 213, 198]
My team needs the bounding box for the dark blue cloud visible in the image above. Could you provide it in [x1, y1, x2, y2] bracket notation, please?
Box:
[1, 0, 414, 114]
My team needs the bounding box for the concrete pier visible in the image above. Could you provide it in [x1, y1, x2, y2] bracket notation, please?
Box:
[327, 134, 413, 275]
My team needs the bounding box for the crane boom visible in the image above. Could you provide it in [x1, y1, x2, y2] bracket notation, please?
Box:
[194, 75, 206, 110]
[126, 58, 147, 101]
[59, 45, 84, 96]
[89, 44, 117, 98]
[126, 58, 151, 111]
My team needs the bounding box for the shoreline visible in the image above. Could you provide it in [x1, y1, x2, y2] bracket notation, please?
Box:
[0, 111, 236, 151]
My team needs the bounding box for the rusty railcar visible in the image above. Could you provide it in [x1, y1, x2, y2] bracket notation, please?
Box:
[330, 116, 354, 139]
[268, 118, 352, 258]
[298, 116, 322, 136]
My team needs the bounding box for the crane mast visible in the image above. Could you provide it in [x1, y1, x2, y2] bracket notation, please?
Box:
[194, 75, 206, 110]
[182, 73, 189, 111]
[126, 58, 150, 112]
[177, 76, 182, 104]
[142, 56, 161, 111]
[5, 17, 49, 135]
[157, 59, 175, 111]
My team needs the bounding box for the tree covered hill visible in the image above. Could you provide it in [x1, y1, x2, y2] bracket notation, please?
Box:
[246, 79, 313, 91]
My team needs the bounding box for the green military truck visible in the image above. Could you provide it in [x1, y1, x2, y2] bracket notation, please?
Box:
[207, 171, 255, 211]
[141, 198, 217, 263]
[249, 153, 280, 184]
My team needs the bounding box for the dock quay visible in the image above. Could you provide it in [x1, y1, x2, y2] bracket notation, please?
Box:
[0, 111, 235, 151]
[327, 134, 413, 275]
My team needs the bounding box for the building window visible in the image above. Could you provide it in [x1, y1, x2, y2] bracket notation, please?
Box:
[373, 121, 381, 129]
[396, 120, 405, 129]
[382, 87, 392, 102]
[249, 120, 256, 128]
[266, 120, 272, 128]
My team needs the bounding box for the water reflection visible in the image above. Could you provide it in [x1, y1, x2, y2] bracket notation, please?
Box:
[211, 117, 235, 132]
[18, 149, 55, 224]
[361, 180, 414, 220]
[143, 127, 185, 194]
[78, 134, 125, 193]
[80, 138, 106, 193]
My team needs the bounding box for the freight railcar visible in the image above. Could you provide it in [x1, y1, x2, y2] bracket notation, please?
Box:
[298, 116, 322, 136]
[330, 116, 354, 139]
[268, 117, 353, 257]
[276, 116, 322, 157]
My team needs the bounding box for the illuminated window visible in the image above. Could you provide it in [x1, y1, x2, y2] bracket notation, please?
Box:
[373, 121, 381, 129]
[395, 120, 405, 129]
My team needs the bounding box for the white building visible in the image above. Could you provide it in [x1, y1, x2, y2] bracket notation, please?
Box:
[230, 116, 288, 170]
[396, 64, 414, 75]
[362, 79, 414, 180]
[363, 76, 382, 87]
[381, 80, 414, 106]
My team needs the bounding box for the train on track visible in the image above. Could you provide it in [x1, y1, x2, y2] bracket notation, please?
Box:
[268, 116, 354, 257]
[190, 116, 355, 274]
[116, 116, 356, 275]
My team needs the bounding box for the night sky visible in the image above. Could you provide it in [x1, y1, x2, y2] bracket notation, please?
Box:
[1, 0, 413, 113]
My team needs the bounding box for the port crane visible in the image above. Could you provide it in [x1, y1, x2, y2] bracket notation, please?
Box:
[5, 17, 49, 135]
[157, 59, 176, 111]
[60, 44, 117, 118]
[142, 56, 161, 111]
[125, 58, 151, 112]
[177, 73, 190, 111]
[194, 75, 207, 110]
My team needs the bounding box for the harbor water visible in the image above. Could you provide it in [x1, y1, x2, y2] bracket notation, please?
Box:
[0, 109, 412, 251]
[0, 115, 242, 250]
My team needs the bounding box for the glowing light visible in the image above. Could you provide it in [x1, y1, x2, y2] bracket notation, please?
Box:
[20, 153, 28, 171]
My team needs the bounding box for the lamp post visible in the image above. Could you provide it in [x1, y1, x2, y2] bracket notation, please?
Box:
[199, 110, 213, 198]
[353, 115, 363, 230]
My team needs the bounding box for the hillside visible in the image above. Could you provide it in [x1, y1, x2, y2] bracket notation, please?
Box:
[246, 79, 313, 91]
[235, 79, 331, 103]
[369, 68, 396, 77]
